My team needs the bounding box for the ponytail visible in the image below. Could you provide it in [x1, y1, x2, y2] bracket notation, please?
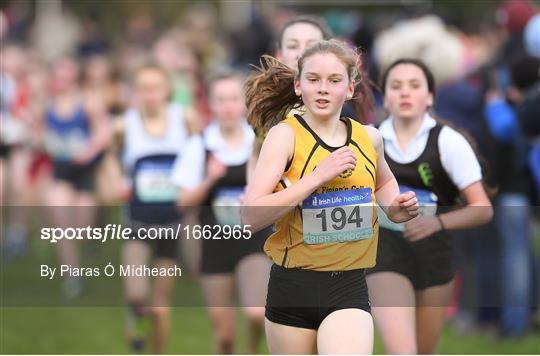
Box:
[348, 55, 375, 124]
[245, 40, 375, 133]
[244, 55, 302, 135]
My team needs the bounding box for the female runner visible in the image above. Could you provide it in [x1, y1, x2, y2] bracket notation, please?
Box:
[242, 40, 419, 354]
[366, 58, 493, 354]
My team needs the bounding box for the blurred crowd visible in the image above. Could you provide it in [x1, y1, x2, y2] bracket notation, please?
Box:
[1, 0, 539, 344]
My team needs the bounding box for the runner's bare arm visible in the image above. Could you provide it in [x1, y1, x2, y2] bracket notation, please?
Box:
[246, 139, 262, 184]
[423, 181, 491, 228]
[366, 126, 419, 222]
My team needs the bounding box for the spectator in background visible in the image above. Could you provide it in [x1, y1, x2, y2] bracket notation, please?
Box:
[372, 15, 465, 94]
[496, 0, 537, 68]
[510, 55, 540, 321]
[180, 3, 227, 73]
[1, 0, 33, 42]
[479, 1, 537, 337]
[114, 5, 158, 79]
[524, 14, 540, 59]
[1, 44, 52, 262]
[77, 14, 109, 57]
[351, 15, 377, 96]
[483, 54, 539, 338]
[226, 9, 274, 71]
[0, 10, 9, 40]
[124, 5, 156, 48]
[522, 15, 540, 202]
[433, 23, 502, 335]
[32, 2, 80, 64]
[0, 44, 34, 258]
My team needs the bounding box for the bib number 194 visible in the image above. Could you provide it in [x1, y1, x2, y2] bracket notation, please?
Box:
[302, 188, 374, 244]
[315, 206, 362, 231]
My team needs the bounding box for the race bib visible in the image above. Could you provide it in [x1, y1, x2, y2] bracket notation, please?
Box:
[378, 185, 438, 231]
[211, 187, 243, 226]
[0, 115, 27, 145]
[44, 129, 88, 161]
[134, 161, 177, 203]
[302, 188, 374, 244]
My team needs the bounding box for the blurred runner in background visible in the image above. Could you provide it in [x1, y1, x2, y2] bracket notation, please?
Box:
[172, 70, 271, 354]
[43, 55, 112, 299]
[117, 63, 193, 353]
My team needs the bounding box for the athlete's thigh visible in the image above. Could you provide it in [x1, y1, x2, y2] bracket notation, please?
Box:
[265, 318, 317, 355]
[367, 271, 417, 354]
[9, 148, 32, 193]
[415, 280, 454, 354]
[236, 253, 271, 307]
[200, 274, 236, 333]
[46, 180, 75, 207]
[415, 279, 454, 307]
[317, 308, 373, 354]
[75, 191, 96, 207]
[236, 253, 271, 322]
[200, 273, 235, 307]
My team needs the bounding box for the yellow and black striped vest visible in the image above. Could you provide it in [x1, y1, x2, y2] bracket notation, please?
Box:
[264, 114, 379, 271]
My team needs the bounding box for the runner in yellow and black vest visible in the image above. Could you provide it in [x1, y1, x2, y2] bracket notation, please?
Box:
[267, 113, 379, 271]
[243, 40, 419, 354]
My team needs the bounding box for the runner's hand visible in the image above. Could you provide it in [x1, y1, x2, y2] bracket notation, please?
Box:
[386, 191, 419, 223]
[404, 215, 442, 241]
[312, 146, 356, 185]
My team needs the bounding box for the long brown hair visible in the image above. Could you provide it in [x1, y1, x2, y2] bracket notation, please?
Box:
[245, 39, 374, 135]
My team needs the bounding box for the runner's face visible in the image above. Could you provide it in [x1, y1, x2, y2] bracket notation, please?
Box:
[52, 58, 80, 92]
[85, 55, 111, 84]
[295, 52, 353, 120]
[278, 22, 324, 69]
[210, 77, 246, 129]
[135, 69, 170, 112]
[384, 63, 433, 121]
